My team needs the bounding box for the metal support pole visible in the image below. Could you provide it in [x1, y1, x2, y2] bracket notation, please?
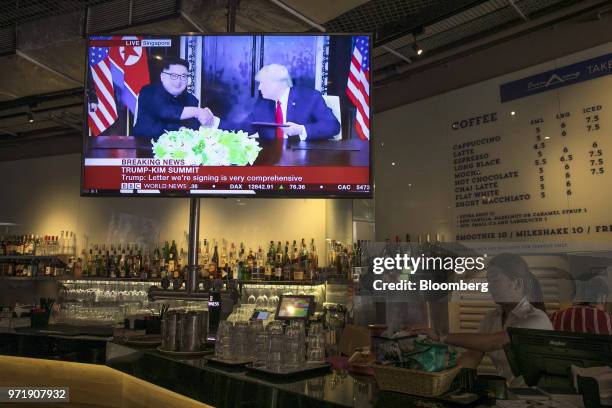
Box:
[227, 0, 238, 33]
[187, 197, 200, 294]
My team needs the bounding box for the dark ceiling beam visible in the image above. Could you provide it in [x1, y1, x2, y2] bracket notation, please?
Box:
[16, 50, 83, 86]
[370, 0, 490, 47]
[179, 10, 207, 32]
[0, 126, 79, 144]
[0, 132, 81, 161]
[0, 88, 82, 111]
[374, 0, 611, 85]
[0, 102, 83, 121]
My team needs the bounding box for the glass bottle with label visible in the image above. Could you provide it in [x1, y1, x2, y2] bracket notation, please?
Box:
[152, 245, 161, 278]
[210, 245, 219, 279]
[264, 251, 273, 281]
[282, 242, 291, 281]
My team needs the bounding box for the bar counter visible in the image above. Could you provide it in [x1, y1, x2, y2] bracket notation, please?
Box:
[0, 329, 490, 408]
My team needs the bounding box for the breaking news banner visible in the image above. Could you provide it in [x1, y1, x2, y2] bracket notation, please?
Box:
[82, 159, 370, 195]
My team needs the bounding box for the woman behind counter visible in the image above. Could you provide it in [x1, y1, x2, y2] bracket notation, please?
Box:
[411, 253, 553, 386]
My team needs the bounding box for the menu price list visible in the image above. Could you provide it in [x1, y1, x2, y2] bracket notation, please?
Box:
[453, 103, 608, 210]
[452, 98, 612, 239]
[453, 135, 528, 209]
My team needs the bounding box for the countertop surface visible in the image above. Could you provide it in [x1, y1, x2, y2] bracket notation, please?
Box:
[1, 328, 490, 408]
[106, 342, 487, 408]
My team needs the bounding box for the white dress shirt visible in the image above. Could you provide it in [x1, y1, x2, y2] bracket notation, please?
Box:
[479, 297, 553, 386]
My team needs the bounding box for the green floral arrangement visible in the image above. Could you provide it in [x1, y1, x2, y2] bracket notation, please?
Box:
[151, 127, 262, 166]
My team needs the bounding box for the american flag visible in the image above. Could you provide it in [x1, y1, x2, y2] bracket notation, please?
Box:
[88, 45, 118, 136]
[346, 36, 370, 141]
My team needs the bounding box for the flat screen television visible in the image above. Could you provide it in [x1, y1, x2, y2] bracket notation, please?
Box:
[81, 34, 372, 198]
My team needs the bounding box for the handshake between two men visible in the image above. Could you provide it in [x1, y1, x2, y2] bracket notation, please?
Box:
[185, 106, 310, 139]
[132, 60, 340, 143]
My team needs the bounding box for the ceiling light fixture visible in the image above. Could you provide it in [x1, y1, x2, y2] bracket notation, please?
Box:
[412, 26, 425, 56]
[413, 43, 423, 56]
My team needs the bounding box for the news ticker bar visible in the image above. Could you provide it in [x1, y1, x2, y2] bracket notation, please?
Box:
[0, 387, 70, 403]
[112, 183, 371, 193]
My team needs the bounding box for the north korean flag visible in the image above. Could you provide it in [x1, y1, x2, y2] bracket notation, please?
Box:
[108, 36, 151, 114]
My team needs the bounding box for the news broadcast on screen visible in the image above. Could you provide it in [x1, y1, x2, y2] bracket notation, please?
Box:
[81, 34, 372, 197]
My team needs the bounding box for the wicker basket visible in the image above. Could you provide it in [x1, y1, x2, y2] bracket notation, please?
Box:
[371, 364, 462, 397]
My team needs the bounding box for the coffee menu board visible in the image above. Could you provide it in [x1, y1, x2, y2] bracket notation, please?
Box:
[377, 43, 612, 245]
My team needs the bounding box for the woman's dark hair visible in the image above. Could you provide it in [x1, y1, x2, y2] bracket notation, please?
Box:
[488, 253, 546, 313]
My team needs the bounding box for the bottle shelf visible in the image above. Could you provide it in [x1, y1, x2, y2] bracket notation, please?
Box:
[60, 276, 160, 282]
[0, 255, 69, 262]
[238, 280, 324, 286]
[0, 276, 57, 281]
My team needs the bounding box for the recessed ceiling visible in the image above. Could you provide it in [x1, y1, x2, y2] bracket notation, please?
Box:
[0, 0, 608, 160]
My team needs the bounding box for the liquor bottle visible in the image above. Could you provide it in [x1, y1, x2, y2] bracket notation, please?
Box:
[220, 242, 228, 280]
[290, 240, 297, 260]
[100, 245, 109, 277]
[264, 250, 273, 281]
[244, 246, 252, 280]
[152, 245, 161, 278]
[293, 254, 304, 281]
[126, 245, 135, 277]
[23, 234, 34, 256]
[274, 248, 283, 281]
[298, 239, 309, 281]
[168, 249, 176, 279]
[228, 242, 236, 280]
[143, 249, 151, 279]
[267, 241, 274, 260]
[282, 242, 291, 281]
[134, 246, 142, 276]
[275, 241, 283, 264]
[170, 240, 178, 275]
[177, 247, 184, 273]
[254, 246, 264, 281]
[310, 239, 319, 271]
[235, 243, 243, 281]
[90, 246, 98, 276]
[161, 241, 169, 267]
[118, 248, 126, 278]
[207, 245, 218, 279]
[201, 239, 210, 279]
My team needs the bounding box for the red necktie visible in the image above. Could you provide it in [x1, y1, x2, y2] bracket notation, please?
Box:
[275, 100, 283, 140]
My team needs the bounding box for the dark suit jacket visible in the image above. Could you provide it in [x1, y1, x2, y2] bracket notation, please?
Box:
[132, 83, 200, 140]
[221, 86, 340, 142]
